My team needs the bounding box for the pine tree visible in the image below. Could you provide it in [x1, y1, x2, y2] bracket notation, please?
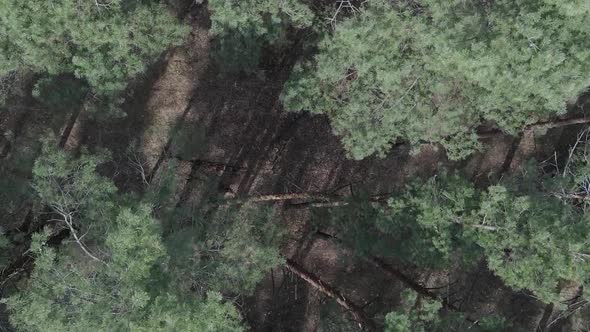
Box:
[3, 205, 244, 331]
[325, 174, 482, 268]
[165, 204, 285, 296]
[0, 0, 189, 111]
[283, 0, 590, 159]
[2, 143, 286, 330]
[467, 180, 590, 303]
[327, 161, 590, 303]
[32, 135, 117, 251]
[142, 155, 285, 297]
[208, 0, 314, 72]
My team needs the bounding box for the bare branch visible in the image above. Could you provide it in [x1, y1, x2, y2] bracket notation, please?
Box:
[327, 0, 359, 28]
[472, 224, 499, 231]
[127, 147, 149, 186]
[547, 300, 589, 328]
[563, 127, 590, 177]
[56, 210, 104, 264]
[94, 0, 111, 8]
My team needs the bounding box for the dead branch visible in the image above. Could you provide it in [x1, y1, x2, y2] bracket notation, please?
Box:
[328, 0, 359, 28]
[127, 148, 149, 186]
[94, 0, 111, 8]
[315, 232, 437, 299]
[314, 232, 445, 303]
[562, 127, 590, 177]
[471, 224, 498, 231]
[53, 208, 104, 264]
[539, 117, 590, 129]
[284, 259, 376, 330]
[227, 192, 496, 234]
[547, 300, 589, 329]
[296, 200, 352, 208]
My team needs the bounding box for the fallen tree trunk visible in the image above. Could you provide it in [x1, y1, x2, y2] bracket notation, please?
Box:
[221, 118, 590, 208]
[477, 116, 590, 139]
[553, 192, 590, 201]
[227, 192, 391, 208]
[366, 257, 462, 312]
[229, 192, 339, 204]
[284, 259, 376, 331]
[314, 231, 478, 323]
[314, 232, 443, 302]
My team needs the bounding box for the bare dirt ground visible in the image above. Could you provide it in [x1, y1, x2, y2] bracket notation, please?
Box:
[2, 3, 590, 331]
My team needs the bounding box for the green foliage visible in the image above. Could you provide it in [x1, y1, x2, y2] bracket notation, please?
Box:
[209, 0, 314, 71]
[4, 145, 258, 330]
[378, 174, 482, 267]
[106, 206, 165, 283]
[166, 205, 284, 295]
[146, 160, 285, 297]
[0, 145, 37, 221]
[469, 179, 590, 303]
[32, 135, 117, 225]
[319, 194, 383, 258]
[384, 290, 442, 332]
[0, 0, 189, 109]
[4, 205, 244, 332]
[143, 158, 181, 208]
[283, 0, 590, 159]
[332, 164, 590, 303]
[317, 300, 359, 332]
[384, 290, 510, 332]
[0, 72, 15, 108]
[326, 174, 482, 268]
[32, 76, 89, 112]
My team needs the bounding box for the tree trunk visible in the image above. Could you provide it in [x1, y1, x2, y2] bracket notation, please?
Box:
[231, 192, 339, 204]
[553, 192, 590, 201]
[227, 192, 391, 208]
[314, 231, 478, 323]
[478, 116, 590, 139]
[284, 259, 376, 331]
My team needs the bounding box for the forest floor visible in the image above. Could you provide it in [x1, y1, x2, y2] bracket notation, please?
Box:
[2, 3, 590, 331]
